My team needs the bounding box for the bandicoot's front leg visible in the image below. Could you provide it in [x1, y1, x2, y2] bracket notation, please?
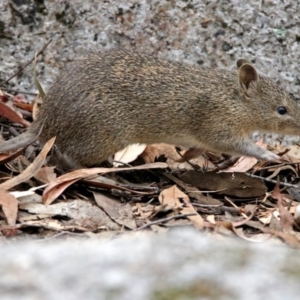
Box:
[233, 138, 280, 161]
[176, 147, 204, 162]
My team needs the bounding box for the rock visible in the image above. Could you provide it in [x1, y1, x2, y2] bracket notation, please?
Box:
[1, 228, 299, 299]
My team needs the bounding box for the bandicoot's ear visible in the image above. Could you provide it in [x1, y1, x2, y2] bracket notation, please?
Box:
[238, 63, 259, 90]
[236, 58, 252, 70]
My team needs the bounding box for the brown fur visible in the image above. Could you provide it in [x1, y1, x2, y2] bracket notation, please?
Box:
[1, 50, 300, 166]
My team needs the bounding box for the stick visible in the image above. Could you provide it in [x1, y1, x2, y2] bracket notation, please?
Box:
[245, 172, 300, 189]
[0, 39, 52, 86]
[135, 213, 197, 231]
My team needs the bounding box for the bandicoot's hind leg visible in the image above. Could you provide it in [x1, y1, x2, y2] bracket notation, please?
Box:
[48, 146, 84, 171]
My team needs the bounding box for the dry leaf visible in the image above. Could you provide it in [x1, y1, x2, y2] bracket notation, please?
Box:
[83, 177, 157, 196]
[0, 101, 30, 127]
[233, 227, 272, 243]
[263, 228, 300, 248]
[113, 144, 146, 167]
[0, 147, 29, 165]
[32, 94, 43, 121]
[294, 205, 300, 227]
[142, 144, 214, 170]
[20, 200, 119, 230]
[34, 166, 57, 183]
[259, 211, 273, 225]
[286, 145, 300, 161]
[0, 137, 55, 191]
[0, 190, 18, 225]
[272, 183, 294, 232]
[159, 185, 204, 229]
[141, 143, 181, 163]
[43, 162, 168, 205]
[163, 172, 222, 205]
[224, 156, 258, 172]
[10, 184, 47, 200]
[266, 165, 298, 180]
[206, 215, 216, 224]
[93, 192, 136, 229]
[13, 101, 34, 112]
[179, 171, 267, 198]
[16, 192, 43, 204]
[232, 206, 256, 227]
[17, 219, 82, 231]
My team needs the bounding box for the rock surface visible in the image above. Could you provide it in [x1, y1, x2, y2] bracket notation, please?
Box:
[0, 0, 300, 96]
[1, 228, 300, 300]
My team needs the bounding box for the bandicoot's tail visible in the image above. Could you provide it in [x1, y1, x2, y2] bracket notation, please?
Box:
[0, 130, 37, 153]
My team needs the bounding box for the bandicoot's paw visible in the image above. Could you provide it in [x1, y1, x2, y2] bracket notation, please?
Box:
[175, 147, 204, 162]
[260, 150, 281, 161]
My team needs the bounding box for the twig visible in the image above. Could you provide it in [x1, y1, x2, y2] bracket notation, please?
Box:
[245, 172, 300, 189]
[1, 88, 38, 96]
[255, 161, 300, 171]
[35, 231, 87, 242]
[224, 196, 248, 218]
[135, 213, 197, 231]
[0, 39, 52, 86]
[111, 160, 133, 167]
[192, 202, 222, 208]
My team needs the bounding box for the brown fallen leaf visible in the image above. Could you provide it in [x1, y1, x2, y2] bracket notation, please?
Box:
[233, 227, 272, 243]
[163, 172, 222, 205]
[232, 206, 256, 228]
[179, 171, 267, 198]
[13, 100, 34, 112]
[93, 192, 136, 229]
[286, 145, 300, 162]
[294, 205, 300, 227]
[32, 94, 43, 121]
[20, 200, 120, 231]
[0, 190, 18, 225]
[0, 147, 28, 165]
[113, 143, 146, 167]
[158, 185, 181, 210]
[82, 176, 157, 196]
[5, 219, 89, 232]
[266, 165, 298, 180]
[272, 182, 294, 232]
[0, 125, 46, 165]
[142, 143, 214, 170]
[263, 228, 300, 248]
[34, 166, 57, 184]
[0, 137, 55, 191]
[43, 162, 168, 205]
[0, 93, 9, 103]
[0, 101, 30, 127]
[158, 185, 204, 229]
[141, 143, 181, 163]
[258, 210, 273, 225]
[224, 156, 258, 173]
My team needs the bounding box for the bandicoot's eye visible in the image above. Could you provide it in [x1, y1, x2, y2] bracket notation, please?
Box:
[277, 106, 287, 115]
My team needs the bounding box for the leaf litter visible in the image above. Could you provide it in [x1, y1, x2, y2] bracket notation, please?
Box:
[1, 57, 300, 246]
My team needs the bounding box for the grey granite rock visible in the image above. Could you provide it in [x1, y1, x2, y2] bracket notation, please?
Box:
[0, 228, 299, 300]
[1, 0, 299, 96]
